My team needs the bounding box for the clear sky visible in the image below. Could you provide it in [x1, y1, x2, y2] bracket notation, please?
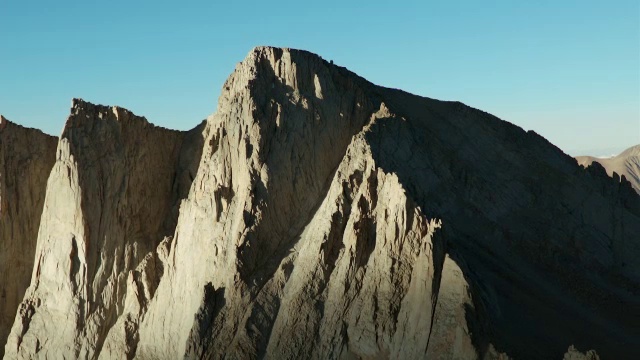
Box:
[1, 1, 638, 155]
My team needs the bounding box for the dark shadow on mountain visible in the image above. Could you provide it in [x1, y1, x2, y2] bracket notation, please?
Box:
[165, 120, 208, 233]
[185, 285, 226, 359]
[363, 86, 640, 359]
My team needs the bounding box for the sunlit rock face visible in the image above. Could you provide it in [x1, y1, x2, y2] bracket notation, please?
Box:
[4, 47, 640, 360]
[0, 116, 57, 358]
[3, 102, 206, 359]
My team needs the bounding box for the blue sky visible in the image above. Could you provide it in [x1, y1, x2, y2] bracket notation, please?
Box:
[1, 1, 638, 155]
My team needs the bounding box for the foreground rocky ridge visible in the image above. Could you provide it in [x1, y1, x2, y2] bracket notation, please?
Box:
[0, 116, 57, 358]
[2, 47, 639, 359]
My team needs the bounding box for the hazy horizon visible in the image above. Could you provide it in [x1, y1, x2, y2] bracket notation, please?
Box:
[1, 1, 638, 156]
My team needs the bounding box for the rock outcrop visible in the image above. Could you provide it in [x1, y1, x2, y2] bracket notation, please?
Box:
[3, 47, 639, 359]
[0, 116, 57, 358]
[4, 102, 206, 359]
[562, 346, 600, 360]
[576, 145, 640, 194]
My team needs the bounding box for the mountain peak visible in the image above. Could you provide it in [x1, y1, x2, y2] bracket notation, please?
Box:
[576, 143, 640, 194]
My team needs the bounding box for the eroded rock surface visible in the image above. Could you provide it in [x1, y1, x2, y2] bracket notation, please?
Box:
[4, 47, 640, 360]
[0, 116, 57, 358]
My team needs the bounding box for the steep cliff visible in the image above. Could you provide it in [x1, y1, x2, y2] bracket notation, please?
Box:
[4, 47, 640, 360]
[576, 145, 640, 194]
[132, 48, 639, 359]
[0, 116, 57, 358]
[4, 102, 206, 359]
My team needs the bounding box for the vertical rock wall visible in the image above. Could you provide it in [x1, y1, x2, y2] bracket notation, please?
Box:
[0, 116, 57, 358]
[4, 102, 206, 359]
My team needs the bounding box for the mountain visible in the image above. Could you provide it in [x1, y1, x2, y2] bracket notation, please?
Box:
[2, 47, 639, 360]
[576, 145, 640, 194]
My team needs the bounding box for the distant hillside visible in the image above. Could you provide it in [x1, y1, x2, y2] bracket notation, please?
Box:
[576, 145, 640, 194]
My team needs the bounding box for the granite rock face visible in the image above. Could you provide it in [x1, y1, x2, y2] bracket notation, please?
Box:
[576, 145, 640, 194]
[4, 102, 206, 359]
[133, 48, 639, 359]
[3, 47, 640, 359]
[0, 116, 57, 358]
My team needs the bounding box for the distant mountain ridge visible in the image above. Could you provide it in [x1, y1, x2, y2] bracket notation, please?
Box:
[576, 144, 640, 194]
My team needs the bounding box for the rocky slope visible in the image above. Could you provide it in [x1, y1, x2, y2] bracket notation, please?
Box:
[3, 47, 639, 359]
[576, 145, 640, 194]
[0, 116, 57, 358]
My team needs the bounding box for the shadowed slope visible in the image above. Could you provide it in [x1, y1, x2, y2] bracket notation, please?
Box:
[366, 88, 640, 359]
